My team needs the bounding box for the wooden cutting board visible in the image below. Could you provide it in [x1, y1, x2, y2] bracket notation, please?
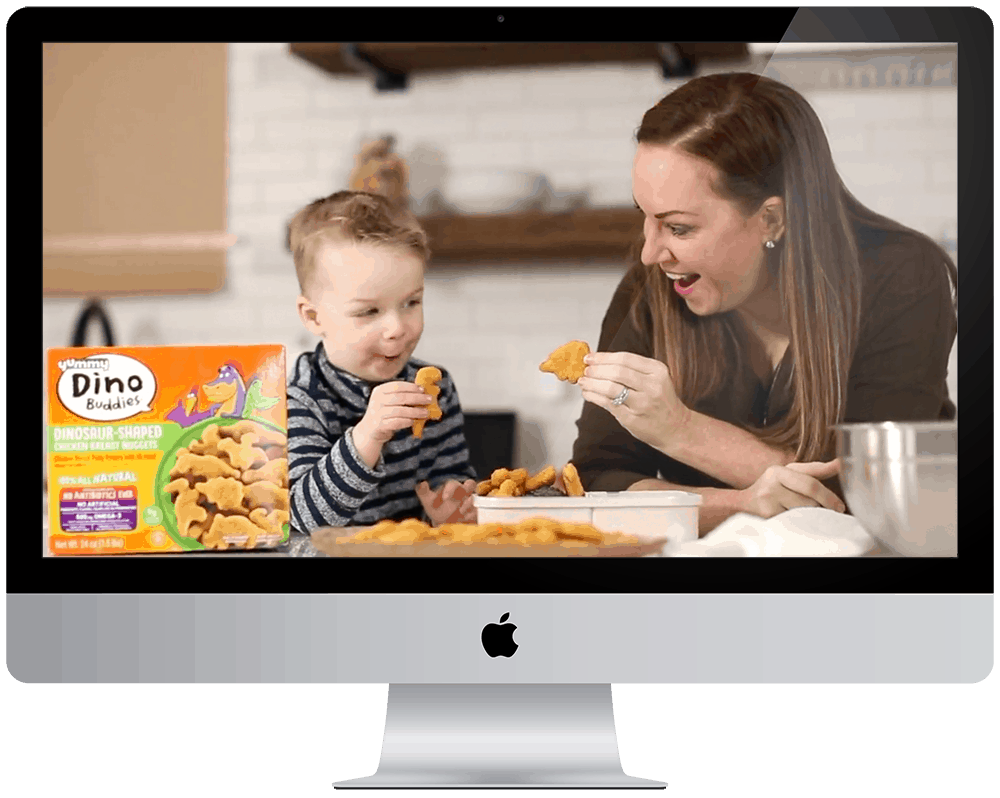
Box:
[311, 527, 668, 558]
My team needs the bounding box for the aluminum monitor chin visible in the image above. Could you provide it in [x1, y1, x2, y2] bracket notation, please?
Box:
[6, 592, 994, 787]
[10, 593, 994, 686]
[16, 5, 993, 792]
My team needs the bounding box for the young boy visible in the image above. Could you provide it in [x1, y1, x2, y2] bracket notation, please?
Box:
[286, 190, 477, 533]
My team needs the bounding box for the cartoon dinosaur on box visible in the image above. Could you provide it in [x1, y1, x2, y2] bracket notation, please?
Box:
[166, 362, 279, 428]
[201, 363, 248, 417]
[165, 386, 218, 426]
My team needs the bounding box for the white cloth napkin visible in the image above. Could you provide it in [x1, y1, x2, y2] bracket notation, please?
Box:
[665, 507, 876, 557]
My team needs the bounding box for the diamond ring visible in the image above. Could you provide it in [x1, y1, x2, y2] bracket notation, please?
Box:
[612, 386, 629, 406]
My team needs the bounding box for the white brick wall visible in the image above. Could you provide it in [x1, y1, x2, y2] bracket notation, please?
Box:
[802, 86, 958, 238]
[42, 46, 960, 469]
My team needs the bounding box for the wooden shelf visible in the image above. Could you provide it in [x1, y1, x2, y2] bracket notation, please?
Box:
[419, 208, 642, 264]
[290, 42, 748, 78]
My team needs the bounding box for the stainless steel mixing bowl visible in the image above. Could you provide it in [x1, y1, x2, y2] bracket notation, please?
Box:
[833, 422, 957, 556]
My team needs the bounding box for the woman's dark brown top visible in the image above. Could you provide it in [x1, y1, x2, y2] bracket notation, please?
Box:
[571, 225, 957, 496]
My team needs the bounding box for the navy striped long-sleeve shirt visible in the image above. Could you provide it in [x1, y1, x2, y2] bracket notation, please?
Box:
[287, 343, 477, 533]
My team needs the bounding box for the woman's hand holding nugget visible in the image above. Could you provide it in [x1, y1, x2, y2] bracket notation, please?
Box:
[577, 351, 688, 451]
[737, 460, 847, 518]
[417, 479, 477, 526]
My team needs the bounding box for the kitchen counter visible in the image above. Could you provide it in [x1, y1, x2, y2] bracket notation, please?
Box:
[42, 492, 896, 558]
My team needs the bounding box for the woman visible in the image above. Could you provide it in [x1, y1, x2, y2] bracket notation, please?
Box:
[571, 72, 957, 535]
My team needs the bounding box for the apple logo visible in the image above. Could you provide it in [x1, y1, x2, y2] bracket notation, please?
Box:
[481, 613, 518, 658]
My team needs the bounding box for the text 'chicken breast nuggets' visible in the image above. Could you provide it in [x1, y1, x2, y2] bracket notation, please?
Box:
[539, 341, 591, 384]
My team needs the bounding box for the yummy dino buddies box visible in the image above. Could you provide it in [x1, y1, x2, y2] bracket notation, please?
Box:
[46, 345, 288, 555]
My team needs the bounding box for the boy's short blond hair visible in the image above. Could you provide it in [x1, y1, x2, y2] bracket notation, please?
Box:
[286, 190, 431, 295]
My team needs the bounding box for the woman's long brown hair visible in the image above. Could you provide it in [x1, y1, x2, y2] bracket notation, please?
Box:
[628, 73, 958, 462]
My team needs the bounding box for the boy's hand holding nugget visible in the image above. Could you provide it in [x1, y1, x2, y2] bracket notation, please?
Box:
[416, 478, 477, 526]
[352, 382, 434, 469]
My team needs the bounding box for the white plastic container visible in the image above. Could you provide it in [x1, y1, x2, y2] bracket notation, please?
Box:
[472, 490, 702, 551]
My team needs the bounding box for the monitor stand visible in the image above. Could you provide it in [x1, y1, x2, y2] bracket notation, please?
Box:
[334, 684, 665, 789]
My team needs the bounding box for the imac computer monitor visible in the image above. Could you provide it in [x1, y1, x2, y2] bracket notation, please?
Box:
[17, 6, 993, 792]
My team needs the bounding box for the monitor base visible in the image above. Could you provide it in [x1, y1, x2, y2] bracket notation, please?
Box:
[334, 684, 665, 789]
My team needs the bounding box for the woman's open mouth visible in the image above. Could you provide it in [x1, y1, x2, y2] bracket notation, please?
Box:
[665, 272, 701, 295]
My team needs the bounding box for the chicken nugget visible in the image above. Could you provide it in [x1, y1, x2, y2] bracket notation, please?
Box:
[412, 367, 443, 438]
[194, 477, 246, 512]
[249, 508, 289, 536]
[359, 518, 432, 544]
[353, 520, 399, 542]
[187, 424, 223, 457]
[525, 465, 556, 492]
[507, 468, 528, 488]
[169, 451, 240, 481]
[489, 468, 512, 488]
[202, 514, 260, 549]
[452, 524, 499, 543]
[555, 522, 604, 543]
[539, 341, 591, 384]
[562, 462, 586, 497]
[241, 458, 288, 488]
[216, 435, 268, 471]
[165, 478, 208, 538]
[187, 515, 213, 543]
[517, 519, 559, 545]
[216, 420, 261, 442]
[243, 480, 290, 513]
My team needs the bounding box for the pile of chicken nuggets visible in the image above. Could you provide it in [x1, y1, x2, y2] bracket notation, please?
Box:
[335, 454, 639, 550]
[164, 420, 289, 550]
[337, 516, 636, 548]
[475, 463, 585, 497]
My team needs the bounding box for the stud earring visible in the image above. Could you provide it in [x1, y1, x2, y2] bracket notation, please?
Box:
[765, 240, 775, 249]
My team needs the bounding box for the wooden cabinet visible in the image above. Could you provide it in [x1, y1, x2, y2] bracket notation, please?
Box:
[43, 43, 232, 296]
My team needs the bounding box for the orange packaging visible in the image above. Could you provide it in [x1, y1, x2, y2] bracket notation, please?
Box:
[46, 345, 288, 555]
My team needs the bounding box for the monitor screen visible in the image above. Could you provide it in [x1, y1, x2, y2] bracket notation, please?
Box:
[19, 5, 994, 796]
